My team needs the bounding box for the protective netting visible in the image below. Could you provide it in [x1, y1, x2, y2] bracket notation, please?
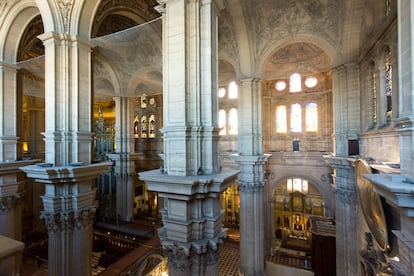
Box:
[91, 17, 163, 96]
[15, 17, 163, 97]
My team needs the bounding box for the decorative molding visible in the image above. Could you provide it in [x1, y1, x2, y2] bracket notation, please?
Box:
[56, 0, 73, 33]
[0, 195, 21, 211]
[163, 244, 193, 272]
[333, 187, 357, 204]
[41, 208, 95, 233]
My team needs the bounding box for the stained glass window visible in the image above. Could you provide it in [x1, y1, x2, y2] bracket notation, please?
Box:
[134, 116, 139, 138]
[219, 109, 226, 135]
[290, 104, 302, 132]
[385, 56, 392, 121]
[228, 81, 238, 99]
[290, 73, 302, 92]
[305, 102, 318, 132]
[149, 115, 155, 138]
[276, 105, 287, 133]
[228, 108, 238, 135]
[140, 115, 147, 138]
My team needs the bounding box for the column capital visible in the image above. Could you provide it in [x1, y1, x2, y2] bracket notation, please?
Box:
[163, 243, 193, 272]
[333, 186, 358, 204]
[41, 208, 95, 233]
[0, 194, 20, 212]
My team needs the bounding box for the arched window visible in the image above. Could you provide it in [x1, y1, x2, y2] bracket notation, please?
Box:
[385, 56, 392, 121]
[290, 104, 302, 132]
[219, 109, 227, 135]
[228, 81, 238, 99]
[228, 108, 238, 135]
[305, 102, 318, 132]
[287, 178, 308, 194]
[289, 73, 302, 92]
[218, 88, 226, 98]
[149, 115, 155, 138]
[140, 116, 147, 138]
[276, 105, 287, 133]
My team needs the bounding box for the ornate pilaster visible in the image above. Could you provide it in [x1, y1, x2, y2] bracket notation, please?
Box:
[38, 32, 95, 166]
[20, 162, 112, 276]
[325, 156, 359, 276]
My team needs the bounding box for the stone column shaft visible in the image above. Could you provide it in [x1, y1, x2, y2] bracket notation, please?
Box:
[160, 0, 221, 176]
[38, 32, 94, 166]
[326, 156, 359, 276]
[0, 62, 22, 162]
[107, 97, 139, 221]
[233, 78, 269, 276]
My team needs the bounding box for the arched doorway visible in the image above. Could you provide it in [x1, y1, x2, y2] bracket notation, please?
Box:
[273, 177, 325, 253]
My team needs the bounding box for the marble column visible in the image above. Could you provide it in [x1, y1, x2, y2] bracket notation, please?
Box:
[107, 95, 140, 222]
[326, 156, 359, 276]
[140, 0, 238, 275]
[232, 78, 270, 276]
[19, 32, 111, 276]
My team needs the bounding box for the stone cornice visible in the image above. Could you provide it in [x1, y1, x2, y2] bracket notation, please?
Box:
[1, 159, 39, 174]
[139, 169, 239, 196]
[364, 174, 414, 217]
[19, 162, 112, 184]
